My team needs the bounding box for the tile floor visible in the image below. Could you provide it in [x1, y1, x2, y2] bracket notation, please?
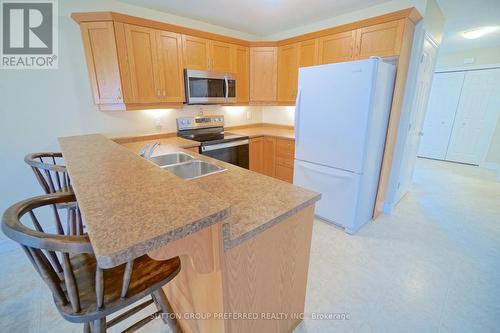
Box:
[0, 158, 499, 332]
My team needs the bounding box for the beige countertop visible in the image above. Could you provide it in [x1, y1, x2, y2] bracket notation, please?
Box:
[226, 126, 295, 140]
[59, 125, 316, 267]
[59, 134, 229, 269]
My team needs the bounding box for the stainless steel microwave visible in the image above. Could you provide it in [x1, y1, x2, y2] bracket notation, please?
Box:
[184, 69, 236, 104]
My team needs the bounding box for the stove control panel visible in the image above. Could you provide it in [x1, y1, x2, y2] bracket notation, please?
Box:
[177, 115, 224, 130]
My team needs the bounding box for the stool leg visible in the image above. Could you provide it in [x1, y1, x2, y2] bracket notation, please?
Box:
[151, 289, 182, 333]
[93, 318, 106, 333]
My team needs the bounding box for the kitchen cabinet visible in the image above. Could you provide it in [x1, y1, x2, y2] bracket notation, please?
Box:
[235, 46, 250, 103]
[318, 31, 355, 64]
[262, 137, 276, 177]
[211, 40, 234, 72]
[275, 138, 295, 182]
[298, 39, 319, 68]
[249, 137, 264, 173]
[79, 22, 124, 105]
[156, 30, 185, 103]
[123, 24, 162, 103]
[277, 43, 299, 102]
[182, 35, 235, 72]
[250, 47, 278, 102]
[354, 20, 405, 59]
[250, 136, 295, 183]
[182, 35, 210, 70]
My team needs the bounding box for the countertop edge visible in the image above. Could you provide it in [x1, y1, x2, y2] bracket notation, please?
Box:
[96, 206, 231, 268]
[222, 194, 321, 251]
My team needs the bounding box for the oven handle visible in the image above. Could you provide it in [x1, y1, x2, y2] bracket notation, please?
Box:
[201, 139, 249, 152]
[224, 76, 229, 102]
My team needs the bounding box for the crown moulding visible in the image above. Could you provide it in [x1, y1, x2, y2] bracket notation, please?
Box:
[71, 7, 422, 47]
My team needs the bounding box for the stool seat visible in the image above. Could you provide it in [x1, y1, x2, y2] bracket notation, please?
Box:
[59, 253, 180, 323]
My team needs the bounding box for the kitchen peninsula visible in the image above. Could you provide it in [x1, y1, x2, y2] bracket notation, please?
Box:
[58, 132, 320, 333]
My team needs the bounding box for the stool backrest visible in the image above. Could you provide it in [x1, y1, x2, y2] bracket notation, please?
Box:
[25, 152, 71, 194]
[2, 193, 92, 312]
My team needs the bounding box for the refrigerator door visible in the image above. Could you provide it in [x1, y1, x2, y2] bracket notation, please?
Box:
[294, 160, 360, 229]
[295, 59, 378, 173]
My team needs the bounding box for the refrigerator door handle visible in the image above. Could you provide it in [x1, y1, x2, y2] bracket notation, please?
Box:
[294, 88, 302, 144]
[298, 161, 354, 178]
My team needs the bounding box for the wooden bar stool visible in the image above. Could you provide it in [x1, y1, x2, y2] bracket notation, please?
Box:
[2, 192, 183, 333]
[24, 152, 84, 235]
[25, 152, 72, 194]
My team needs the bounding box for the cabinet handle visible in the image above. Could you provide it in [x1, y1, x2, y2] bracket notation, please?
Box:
[117, 88, 122, 100]
[157, 89, 161, 97]
[163, 89, 166, 97]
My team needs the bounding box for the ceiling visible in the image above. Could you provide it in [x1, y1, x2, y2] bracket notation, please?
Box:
[119, 0, 390, 37]
[437, 0, 500, 52]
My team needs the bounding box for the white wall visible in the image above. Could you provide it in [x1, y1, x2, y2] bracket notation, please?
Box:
[436, 46, 500, 69]
[0, 0, 263, 219]
[261, 107, 295, 126]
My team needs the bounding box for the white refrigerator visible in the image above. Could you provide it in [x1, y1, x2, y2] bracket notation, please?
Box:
[293, 58, 396, 234]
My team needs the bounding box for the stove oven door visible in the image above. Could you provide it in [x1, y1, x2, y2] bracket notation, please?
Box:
[201, 140, 249, 169]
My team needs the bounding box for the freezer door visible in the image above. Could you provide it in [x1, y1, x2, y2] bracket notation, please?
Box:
[294, 160, 360, 229]
[295, 59, 377, 173]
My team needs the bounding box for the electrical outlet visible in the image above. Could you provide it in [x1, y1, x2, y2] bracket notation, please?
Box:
[246, 110, 251, 120]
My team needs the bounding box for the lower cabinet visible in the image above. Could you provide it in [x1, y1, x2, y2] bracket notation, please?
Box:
[250, 137, 295, 183]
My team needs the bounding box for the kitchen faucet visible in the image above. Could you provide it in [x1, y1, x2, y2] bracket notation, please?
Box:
[139, 142, 161, 160]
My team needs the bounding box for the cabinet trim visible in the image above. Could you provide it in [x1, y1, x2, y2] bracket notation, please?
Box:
[72, 8, 421, 47]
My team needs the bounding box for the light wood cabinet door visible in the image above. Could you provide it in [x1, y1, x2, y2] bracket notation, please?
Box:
[123, 24, 161, 103]
[275, 165, 294, 183]
[235, 46, 250, 103]
[277, 43, 299, 102]
[182, 35, 210, 70]
[211, 40, 234, 72]
[354, 20, 405, 59]
[156, 30, 185, 103]
[298, 39, 319, 68]
[318, 31, 355, 64]
[262, 137, 276, 177]
[80, 22, 124, 104]
[249, 137, 264, 173]
[250, 47, 277, 102]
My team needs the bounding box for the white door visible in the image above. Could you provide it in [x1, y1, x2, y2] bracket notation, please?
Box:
[446, 68, 500, 165]
[418, 71, 465, 159]
[397, 36, 438, 199]
[294, 160, 361, 230]
[295, 59, 377, 173]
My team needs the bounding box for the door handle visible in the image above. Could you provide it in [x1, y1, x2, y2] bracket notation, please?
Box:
[294, 88, 302, 144]
[224, 76, 229, 102]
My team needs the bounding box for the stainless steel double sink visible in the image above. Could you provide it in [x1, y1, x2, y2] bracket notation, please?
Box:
[149, 152, 225, 180]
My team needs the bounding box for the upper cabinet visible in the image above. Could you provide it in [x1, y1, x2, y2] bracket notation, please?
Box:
[277, 43, 299, 103]
[123, 24, 161, 103]
[79, 22, 124, 105]
[354, 20, 405, 59]
[298, 39, 318, 68]
[235, 46, 250, 103]
[73, 9, 420, 110]
[211, 40, 234, 72]
[250, 47, 277, 102]
[156, 31, 185, 103]
[182, 35, 235, 72]
[181, 35, 210, 70]
[318, 31, 355, 64]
